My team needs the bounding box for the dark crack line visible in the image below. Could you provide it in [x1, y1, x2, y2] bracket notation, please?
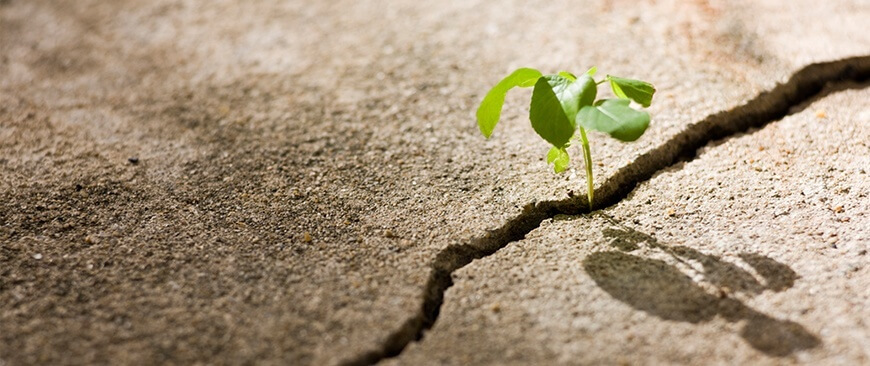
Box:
[341, 55, 870, 366]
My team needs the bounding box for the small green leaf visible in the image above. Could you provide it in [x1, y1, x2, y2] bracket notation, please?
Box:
[585, 66, 597, 76]
[529, 77, 575, 148]
[577, 99, 650, 142]
[558, 71, 577, 81]
[547, 146, 559, 163]
[574, 75, 598, 109]
[544, 74, 597, 124]
[547, 146, 570, 173]
[606, 75, 655, 107]
[476, 68, 543, 138]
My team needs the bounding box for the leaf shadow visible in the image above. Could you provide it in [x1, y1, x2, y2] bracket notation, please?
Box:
[584, 223, 819, 357]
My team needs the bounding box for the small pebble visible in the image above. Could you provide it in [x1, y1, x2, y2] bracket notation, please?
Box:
[384, 229, 396, 238]
[303, 232, 312, 243]
[33, 253, 43, 260]
[128, 157, 139, 164]
[491, 303, 501, 313]
[815, 110, 826, 118]
[833, 205, 844, 213]
[667, 208, 676, 217]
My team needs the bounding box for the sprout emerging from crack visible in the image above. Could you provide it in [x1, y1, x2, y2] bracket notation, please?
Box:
[477, 67, 655, 210]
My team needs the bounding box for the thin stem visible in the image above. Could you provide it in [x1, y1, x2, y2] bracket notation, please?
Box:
[577, 126, 594, 211]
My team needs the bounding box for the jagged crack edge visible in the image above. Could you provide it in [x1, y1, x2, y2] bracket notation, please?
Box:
[341, 55, 870, 366]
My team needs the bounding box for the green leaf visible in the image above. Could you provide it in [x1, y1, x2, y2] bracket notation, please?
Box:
[606, 75, 655, 107]
[576, 99, 650, 142]
[476, 68, 543, 138]
[529, 77, 575, 148]
[585, 66, 597, 76]
[558, 71, 577, 81]
[544, 74, 597, 124]
[574, 75, 598, 110]
[547, 146, 570, 173]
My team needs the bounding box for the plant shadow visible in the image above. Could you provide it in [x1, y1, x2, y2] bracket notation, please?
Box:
[583, 219, 819, 357]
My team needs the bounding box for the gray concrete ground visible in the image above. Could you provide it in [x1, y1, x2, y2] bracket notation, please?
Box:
[391, 89, 870, 365]
[0, 0, 868, 365]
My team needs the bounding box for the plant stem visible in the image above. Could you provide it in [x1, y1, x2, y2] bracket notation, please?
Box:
[577, 127, 594, 211]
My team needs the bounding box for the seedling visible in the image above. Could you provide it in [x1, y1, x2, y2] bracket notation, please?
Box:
[476, 67, 655, 210]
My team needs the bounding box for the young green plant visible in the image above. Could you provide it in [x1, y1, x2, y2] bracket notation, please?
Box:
[476, 67, 655, 210]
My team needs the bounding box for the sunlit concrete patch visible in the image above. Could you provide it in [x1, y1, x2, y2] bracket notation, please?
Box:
[392, 89, 869, 364]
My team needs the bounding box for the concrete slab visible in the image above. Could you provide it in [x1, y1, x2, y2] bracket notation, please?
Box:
[0, 0, 867, 364]
[392, 89, 869, 364]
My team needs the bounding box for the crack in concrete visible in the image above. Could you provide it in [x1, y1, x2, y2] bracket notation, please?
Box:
[341, 55, 870, 366]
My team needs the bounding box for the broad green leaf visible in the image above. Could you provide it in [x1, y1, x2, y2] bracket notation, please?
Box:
[585, 66, 597, 76]
[476, 68, 543, 138]
[547, 146, 570, 173]
[529, 77, 575, 148]
[606, 75, 655, 107]
[577, 99, 650, 142]
[558, 71, 577, 81]
[544, 74, 597, 124]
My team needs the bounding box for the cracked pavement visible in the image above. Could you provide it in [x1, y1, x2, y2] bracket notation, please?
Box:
[1, 0, 868, 365]
[390, 88, 870, 365]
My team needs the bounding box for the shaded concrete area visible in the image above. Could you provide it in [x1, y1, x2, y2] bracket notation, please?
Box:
[1, 0, 869, 365]
[392, 89, 869, 364]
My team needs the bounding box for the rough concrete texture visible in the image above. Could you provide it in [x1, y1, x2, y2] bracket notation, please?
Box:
[0, 0, 868, 365]
[392, 89, 870, 365]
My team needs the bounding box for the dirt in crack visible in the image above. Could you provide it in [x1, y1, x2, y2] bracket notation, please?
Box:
[341, 55, 870, 366]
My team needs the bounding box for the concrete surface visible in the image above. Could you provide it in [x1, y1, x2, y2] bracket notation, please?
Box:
[391, 89, 870, 365]
[0, 0, 868, 365]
